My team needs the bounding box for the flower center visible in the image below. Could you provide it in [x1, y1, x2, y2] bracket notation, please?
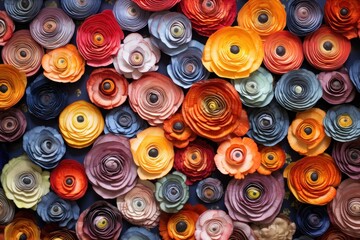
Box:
[258, 13, 268, 23]
[230, 45, 240, 54]
[127, 6, 138, 16]
[323, 41, 333, 51]
[43, 19, 57, 33]
[93, 33, 104, 45]
[65, 177, 74, 186]
[95, 216, 108, 230]
[340, 8, 349, 16]
[149, 93, 158, 104]
[148, 148, 158, 158]
[170, 22, 185, 38]
[337, 114, 353, 128]
[310, 172, 318, 181]
[276, 45, 286, 56]
[77, 115, 84, 123]
[246, 186, 261, 200]
[0, 84, 8, 93]
[19, 233, 27, 240]
[130, 51, 144, 66]
[21, 0, 30, 9]
[172, 121, 184, 132]
[0, 20, 6, 36]
[176, 221, 188, 233]
[304, 127, 312, 135]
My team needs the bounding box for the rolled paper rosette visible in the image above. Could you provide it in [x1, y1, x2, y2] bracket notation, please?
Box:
[0, 188, 15, 225]
[76, 10, 124, 67]
[113, 0, 150, 32]
[167, 40, 209, 89]
[4, 214, 41, 240]
[86, 68, 128, 110]
[195, 210, 233, 240]
[257, 145, 286, 175]
[26, 74, 67, 120]
[59, 100, 104, 148]
[76, 201, 122, 240]
[332, 139, 360, 179]
[60, 0, 101, 20]
[128, 72, 184, 126]
[231, 67, 274, 107]
[122, 227, 160, 240]
[283, 154, 342, 205]
[116, 180, 161, 229]
[296, 204, 330, 237]
[263, 31, 304, 75]
[251, 215, 296, 240]
[0, 108, 27, 142]
[318, 227, 358, 240]
[247, 101, 289, 146]
[303, 26, 351, 71]
[4, 0, 43, 22]
[202, 26, 263, 79]
[84, 134, 137, 199]
[349, 59, 360, 92]
[230, 222, 256, 240]
[1, 155, 50, 209]
[41, 44, 85, 83]
[287, 108, 331, 156]
[323, 104, 360, 142]
[0, 11, 14, 46]
[163, 113, 196, 149]
[22, 126, 66, 169]
[174, 139, 215, 185]
[132, 0, 181, 12]
[275, 69, 322, 112]
[214, 137, 261, 179]
[196, 178, 223, 204]
[42, 228, 77, 240]
[50, 159, 88, 201]
[225, 172, 285, 224]
[286, 0, 323, 36]
[0, 64, 27, 110]
[113, 33, 160, 80]
[37, 191, 80, 229]
[182, 78, 249, 142]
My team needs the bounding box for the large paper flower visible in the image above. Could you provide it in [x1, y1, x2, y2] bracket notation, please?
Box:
[122, 227, 160, 240]
[42, 228, 77, 240]
[132, 0, 181, 12]
[113, 33, 160, 79]
[196, 178, 223, 204]
[0, 188, 15, 225]
[332, 139, 360, 179]
[163, 113, 196, 149]
[4, 214, 41, 240]
[50, 159, 88, 201]
[116, 180, 160, 229]
[84, 134, 137, 199]
[195, 210, 233, 240]
[303, 26, 351, 71]
[4, 0, 43, 22]
[318, 227, 358, 240]
[283, 154, 342, 205]
[41, 44, 85, 83]
[0, 108, 26, 142]
[1, 155, 50, 208]
[59, 100, 104, 149]
[182, 78, 249, 142]
[0, 11, 14, 46]
[257, 145, 286, 175]
[251, 215, 296, 240]
[76, 201, 122, 240]
[230, 222, 256, 240]
[225, 172, 284, 224]
[128, 72, 184, 126]
[76, 10, 124, 67]
[60, 0, 101, 20]
[296, 204, 330, 237]
[113, 0, 150, 32]
[202, 26, 263, 79]
[349, 59, 360, 92]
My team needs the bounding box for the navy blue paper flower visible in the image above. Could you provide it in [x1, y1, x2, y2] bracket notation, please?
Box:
[60, 0, 101, 20]
[247, 101, 289, 146]
[113, 0, 150, 32]
[349, 59, 360, 92]
[296, 204, 330, 237]
[26, 74, 68, 120]
[275, 69, 322, 111]
[121, 227, 161, 240]
[23, 126, 66, 169]
[4, 0, 43, 22]
[37, 191, 80, 229]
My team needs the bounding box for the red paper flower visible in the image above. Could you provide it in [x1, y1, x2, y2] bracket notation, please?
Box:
[0, 11, 14, 46]
[132, 0, 181, 11]
[163, 113, 197, 148]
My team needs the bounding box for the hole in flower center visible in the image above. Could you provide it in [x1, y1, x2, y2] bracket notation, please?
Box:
[46, 141, 52, 149]
[0, 84, 8, 93]
[95, 216, 108, 230]
[170, 22, 185, 38]
[230, 45, 240, 54]
[294, 85, 303, 94]
[100, 79, 116, 95]
[127, 6, 138, 16]
[176, 221, 187, 233]
[351, 152, 359, 160]
[149, 93, 158, 103]
[304, 127, 312, 135]
[246, 186, 261, 200]
[308, 213, 320, 226]
[77, 115, 84, 123]
[276, 45, 286, 56]
[130, 51, 144, 66]
[267, 154, 274, 160]
[323, 41, 333, 51]
[65, 177, 74, 186]
[258, 13, 268, 23]
[93, 33, 104, 45]
[340, 8, 349, 16]
[6, 122, 13, 128]
[52, 205, 59, 212]
[185, 63, 195, 74]
[191, 153, 197, 160]
[310, 172, 318, 181]
[330, 79, 342, 90]
[204, 187, 215, 198]
[118, 114, 131, 127]
[20, 50, 27, 58]
[19, 233, 27, 240]
[148, 148, 158, 158]
[337, 114, 353, 128]
[22, 177, 31, 185]
[173, 121, 184, 132]
[21, 0, 30, 9]
[56, 58, 67, 69]
[43, 19, 57, 33]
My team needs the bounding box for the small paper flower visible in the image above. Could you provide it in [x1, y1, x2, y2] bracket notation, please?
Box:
[122, 227, 160, 240]
[60, 0, 101, 20]
[41, 44, 85, 83]
[50, 159, 88, 201]
[257, 145, 286, 175]
[251, 215, 296, 240]
[349, 59, 360, 92]
[132, 0, 181, 12]
[0, 188, 15, 225]
[113, 33, 160, 79]
[1, 155, 50, 209]
[113, 0, 150, 32]
[59, 100, 104, 149]
[332, 139, 360, 179]
[0, 11, 14, 46]
[225, 172, 284, 224]
[230, 222, 256, 240]
[76, 10, 124, 67]
[4, 0, 43, 22]
[163, 113, 196, 149]
[42, 228, 77, 240]
[283, 154, 342, 205]
[196, 178, 223, 204]
[195, 210, 233, 240]
[0, 108, 27, 142]
[318, 227, 358, 240]
[116, 180, 160, 229]
[4, 214, 41, 240]
[148, 11, 192, 56]
[128, 72, 184, 126]
[296, 204, 330, 237]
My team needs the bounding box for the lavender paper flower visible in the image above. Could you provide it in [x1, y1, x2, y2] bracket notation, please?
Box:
[0, 108, 27, 142]
[113, 0, 150, 32]
[332, 139, 360, 179]
[60, 0, 101, 20]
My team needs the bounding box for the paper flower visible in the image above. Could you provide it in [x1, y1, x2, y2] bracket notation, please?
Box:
[225, 172, 284, 224]
[42, 228, 77, 240]
[60, 0, 101, 20]
[0, 64, 27, 110]
[195, 210, 233, 240]
[128, 72, 184, 126]
[230, 222, 256, 240]
[247, 101, 289, 146]
[116, 180, 160, 229]
[4, 0, 43, 22]
[37, 192, 80, 229]
[287, 0, 323, 36]
[76, 201, 122, 240]
[174, 139, 215, 185]
[59, 100, 104, 148]
[296, 204, 330, 237]
[1, 155, 50, 208]
[319, 227, 358, 240]
[163, 113, 196, 149]
[202, 26, 263, 79]
[76, 10, 124, 67]
[349, 59, 360, 92]
[167, 40, 209, 88]
[283, 154, 342, 205]
[0, 108, 26, 142]
[113, 33, 160, 79]
[332, 139, 360, 179]
[182, 78, 249, 142]
[303, 26, 351, 71]
[132, 0, 181, 11]
[122, 227, 160, 240]
[26, 74, 67, 120]
[41, 44, 85, 83]
[113, 0, 150, 32]
[0, 188, 15, 225]
[275, 69, 322, 112]
[84, 134, 137, 199]
[22, 126, 66, 169]
[237, 0, 286, 41]
[251, 215, 296, 240]
[323, 104, 360, 142]
[196, 178, 223, 204]
[50, 159, 88, 201]
[231, 67, 274, 107]
[257, 145, 286, 175]
[263, 31, 304, 75]
[4, 214, 41, 240]
[0, 11, 14, 46]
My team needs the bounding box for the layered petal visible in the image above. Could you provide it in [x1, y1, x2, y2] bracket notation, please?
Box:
[4, 214, 41, 240]
[195, 210, 233, 240]
[113, 0, 150, 32]
[0, 108, 26, 142]
[230, 222, 256, 240]
[332, 138, 360, 179]
[0, 188, 15, 225]
[348, 59, 360, 92]
[60, 0, 101, 20]
[0, 10, 14, 46]
[196, 178, 223, 204]
[4, 0, 43, 22]
[257, 145, 286, 175]
[296, 204, 330, 237]
[132, 0, 181, 11]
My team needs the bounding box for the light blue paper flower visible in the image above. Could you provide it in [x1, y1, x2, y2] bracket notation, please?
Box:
[121, 227, 160, 240]
[60, 0, 101, 20]
[113, 0, 150, 32]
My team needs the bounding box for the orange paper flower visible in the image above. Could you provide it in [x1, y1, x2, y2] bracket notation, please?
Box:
[0, 11, 14, 46]
[163, 113, 197, 148]
[4, 214, 40, 240]
[257, 145, 286, 175]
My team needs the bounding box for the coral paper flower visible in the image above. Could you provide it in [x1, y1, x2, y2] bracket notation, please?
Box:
[113, 0, 150, 32]
[283, 154, 342, 205]
[230, 222, 256, 240]
[296, 204, 330, 237]
[76, 10, 124, 67]
[4, 214, 41, 240]
[4, 0, 43, 22]
[195, 210, 233, 240]
[0, 11, 14, 46]
[349, 59, 360, 92]
[196, 178, 223, 204]
[122, 227, 160, 240]
[132, 0, 181, 12]
[0, 188, 15, 225]
[257, 145, 286, 175]
[202, 26, 263, 79]
[251, 215, 296, 240]
[332, 139, 360, 179]
[0, 108, 27, 142]
[60, 0, 101, 20]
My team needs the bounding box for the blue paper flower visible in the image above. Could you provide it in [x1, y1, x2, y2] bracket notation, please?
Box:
[349, 59, 360, 92]
[113, 0, 150, 32]
[26, 74, 68, 120]
[4, 0, 43, 22]
[60, 0, 101, 20]
[296, 204, 330, 237]
[37, 191, 80, 229]
[23, 126, 66, 169]
[121, 227, 160, 240]
[196, 177, 223, 203]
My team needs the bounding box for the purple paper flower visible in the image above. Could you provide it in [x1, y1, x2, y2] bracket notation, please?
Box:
[0, 108, 27, 142]
[332, 139, 360, 179]
[230, 222, 256, 240]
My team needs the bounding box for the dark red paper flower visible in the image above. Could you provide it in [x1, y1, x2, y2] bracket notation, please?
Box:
[132, 0, 181, 11]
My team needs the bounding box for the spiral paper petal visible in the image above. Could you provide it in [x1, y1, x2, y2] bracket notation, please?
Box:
[196, 178, 223, 204]
[42, 228, 77, 240]
[296, 204, 330, 237]
[195, 210, 233, 240]
[132, 0, 181, 12]
[230, 222, 256, 240]
[0, 108, 26, 142]
[348, 59, 360, 92]
[113, 0, 150, 32]
[257, 145, 286, 175]
[163, 113, 196, 149]
[0, 188, 15, 225]
[4, 215, 41, 240]
[4, 0, 43, 22]
[0, 10, 15, 46]
[60, 0, 101, 20]
[332, 138, 360, 179]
